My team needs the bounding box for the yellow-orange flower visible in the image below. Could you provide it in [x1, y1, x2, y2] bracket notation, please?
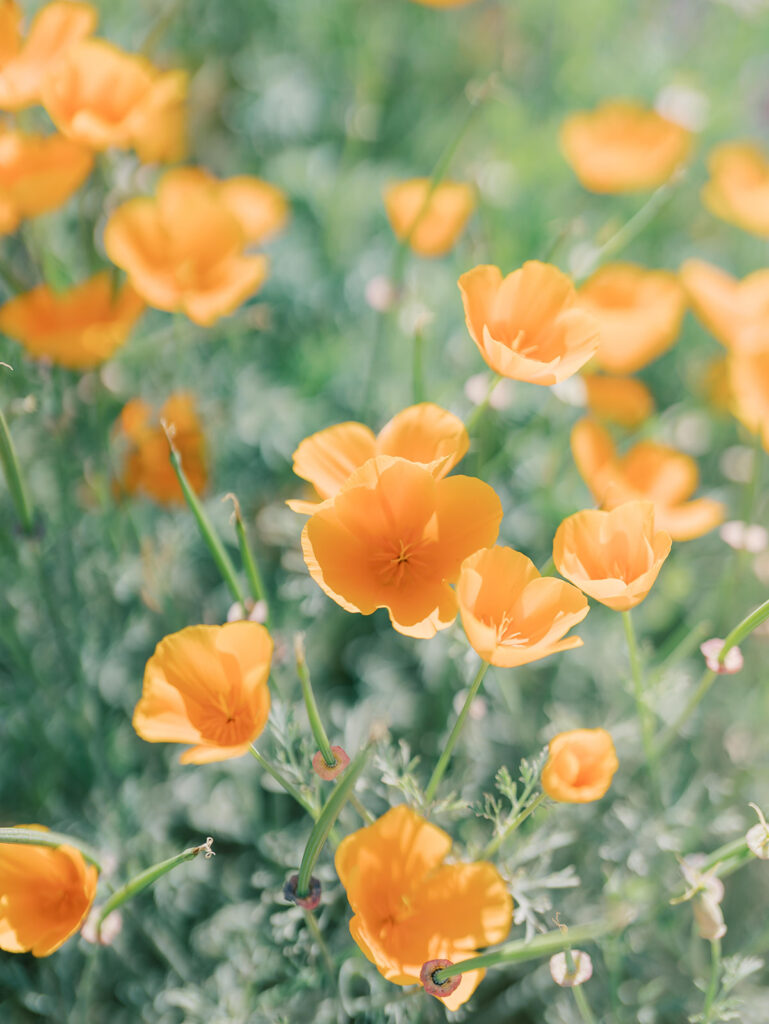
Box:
[571, 418, 724, 541]
[553, 501, 671, 612]
[0, 1, 96, 111]
[335, 805, 512, 1010]
[0, 273, 143, 369]
[116, 393, 207, 505]
[577, 263, 686, 374]
[458, 261, 599, 385]
[288, 403, 469, 514]
[541, 729, 618, 803]
[583, 374, 654, 429]
[301, 455, 502, 638]
[701, 142, 769, 238]
[0, 128, 92, 235]
[384, 179, 475, 257]
[410, 0, 481, 6]
[133, 621, 272, 764]
[457, 546, 589, 667]
[680, 259, 769, 353]
[559, 100, 691, 193]
[729, 350, 769, 451]
[0, 829, 98, 956]
[43, 38, 187, 163]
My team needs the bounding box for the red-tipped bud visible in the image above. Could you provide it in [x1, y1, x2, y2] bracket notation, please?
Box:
[283, 873, 321, 910]
[312, 745, 350, 780]
[420, 959, 461, 999]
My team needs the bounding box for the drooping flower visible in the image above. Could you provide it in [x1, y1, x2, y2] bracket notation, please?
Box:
[301, 456, 502, 638]
[553, 501, 671, 611]
[680, 259, 769, 353]
[384, 179, 475, 257]
[0, 829, 98, 956]
[335, 805, 512, 1010]
[583, 374, 654, 429]
[458, 261, 600, 385]
[541, 729, 618, 803]
[571, 418, 724, 541]
[43, 38, 187, 163]
[133, 621, 273, 764]
[457, 545, 589, 667]
[577, 263, 686, 374]
[0, 273, 143, 369]
[559, 100, 691, 193]
[0, 128, 92, 235]
[701, 142, 769, 238]
[0, 1, 96, 111]
[288, 403, 469, 514]
[115, 393, 207, 505]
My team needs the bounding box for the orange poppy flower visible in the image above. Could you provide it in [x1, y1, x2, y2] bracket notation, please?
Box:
[541, 729, 618, 803]
[216, 175, 289, 245]
[288, 403, 469, 514]
[701, 356, 733, 414]
[0, 128, 92, 235]
[133, 621, 273, 764]
[553, 501, 671, 611]
[457, 546, 589, 667]
[0, 1, 96, 111]
[571, 418, 724, 541]
[0, 829, 98, 956]
[103, 168, 281, 325]
[729, 350, 769, 451]
[335, 805, 512, 1010]
[583, 374, 654, 429]
[680, 259, 769, 353]
[559, 100, 691, 194]
[577, 263, 686, 374]
[0, 273, 143, 369]
[458, 261, 600, 385]
[384, 179, 475, 257]
[301, 455, 502, 638]
[43, 38, 187, 163]
[701, 142, 769, 238]
[116, 393, 207, 505]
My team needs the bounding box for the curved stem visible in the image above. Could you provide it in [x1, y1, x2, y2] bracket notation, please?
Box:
[572, 983, 598, 1024]
[425, 660, 489, 803]
[702, 938, 721, 1023]
[0, 406, 34, 534]
[295, 634, 335, 768]
[482, 791, 547, 859]
[226, 493, 271, 628]
[0, 827, 102, 870]
[249, 744, 318, 819]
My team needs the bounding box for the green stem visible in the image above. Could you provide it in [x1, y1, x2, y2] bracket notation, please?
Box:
[482, 792, 547, 859]
[303, 907, 336, 977]
[465, 374, 503, 435]
[413, 326, 426, 404]
[702, 938, 721, 1024]
[572, 983, 598, 1024]
[225, 493, 271, 628]
[249, 744, 318, 819]
[621, 610, 658, 793]
[425, 660, 489, 803]
[295, 634, 335, 768]
[537, 555, 555, 577]
[0, 406, 34, 533]
[349, 792, 375, 825]
[0, 827, 101, 870]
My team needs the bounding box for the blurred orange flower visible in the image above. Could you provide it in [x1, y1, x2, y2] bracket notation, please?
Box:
[541, 729, 618, 803]
[116, 393, 207, 504]
[701, 356, 733, 414]
[301, 455, 502, 638]
[457, 546, 588, 667]
[0, 829, 98, 956]
[571, 418, 724, 541]
[560, 100, 691, 193]
[583, 374, 654, 429]
[384, 179, 475, 257]
[43, 38, 187, 163]
[680, 259, 769, 353]
[553, 501, 671, 611]
[0, 1, 96, 111]
[459, 261, 599, 385]
[0, 128, 92, 234]
[0, 273, 143, 369]
[335, 805, 512, 1010]
[288, 403, 469, 514]
[133, 621, 272, 764]
[577, 263, 686, 374]
[701, 142, 769, 238]
[729, 350, 769, 451]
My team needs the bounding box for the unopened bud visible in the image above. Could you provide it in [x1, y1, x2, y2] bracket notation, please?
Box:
[312, 745, 350, 780]
[81, 908, 122, 946]
[693, 893, 727, 941]
[549, 950, 593, 987]
[419, 959, 461, 999]
[747, 803, 769, 860]
[283, 873, 321, 910]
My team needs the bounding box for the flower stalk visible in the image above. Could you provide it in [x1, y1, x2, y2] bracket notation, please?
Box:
[249, 744, 318, 819]
[425, 660, 489, 803]
[0, 827, 102, 870]
[295, 634, 335, 769]
[225, 492, 271, 628]
[482, 791, 547, 860]
[0, 405, 35, 535]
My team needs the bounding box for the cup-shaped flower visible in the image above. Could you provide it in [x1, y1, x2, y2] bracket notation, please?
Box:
[577, 263, 686, 374]
[553, 502, 671, 612]
[701, 142, 769, 238]
[571, 418, 724, 541]
[335, 805, 512, 1010]
[301, 456, 502, 638]
[0, 273, 143, 369]
[559, 100, 691, 193]
[0, 1, 96, 111]
[457, 546, 589, 667]
[541, 729, 618, 803]
[0, 829, 98, 956]
[133, 621, 273, 764]
[730, 350, 769, 450]
[0, 128, 92, 234]
[680, 259, 769, 353]
[459, 261, 599, 385]
[384, 179, 475, 257]
[583, 374, 654, 430]
[288, 403, 469, 514]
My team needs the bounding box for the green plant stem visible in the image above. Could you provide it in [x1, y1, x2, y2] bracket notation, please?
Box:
[349, 793, 375, 825]
[0, 406, 34, 534]
[702, 938, 721, 1024]
[622, 610, 658, 793]
[225, 493, 271, 627]
[425, 660, 489, 803]
[537, 555, 555, 577]
[303, 907, 336, 977]
[295, 634, 335, 767]
[482, 792, 547, 859]
[572, 983, 598, 1024]
[465, 374, 503, 435]
[249, 744, 318, 819]
[413, 326, 426, 404]
[0, 827, 102, 870]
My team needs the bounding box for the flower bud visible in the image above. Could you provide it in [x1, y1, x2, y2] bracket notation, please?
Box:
[312, 745, 351, 781]
[283, 873, 321, 910]
[693, 893, 727, 941]
[81, 908, 123, 946]
[549, 950, 593, 987]
[700, 638, 743, 674]
[747, 803, 769, 860]
[419, 959, 461, 999]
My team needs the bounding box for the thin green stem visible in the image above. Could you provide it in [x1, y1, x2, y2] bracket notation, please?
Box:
[0, 827, 102, 870]
[465, 374, 503, 435]
[482, 791, 547, 859]
[425, 660, 489, 803]
[622, 610, 658, 794]
[702, 938, 721, 1024]
[295, 634, 335, 768]
[572, 983, 598, 1024]
[537, 555, 555, 577]
[349, 792, 375, 825]
[303, 907, 336, 977]
[249, 744, 318, 819]
[225, 493, 271, 628]
[0, 406, 34, 533]
[413, 326, 426, 404]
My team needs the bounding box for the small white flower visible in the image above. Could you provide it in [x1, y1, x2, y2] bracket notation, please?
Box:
[700, 638, 743, 675]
